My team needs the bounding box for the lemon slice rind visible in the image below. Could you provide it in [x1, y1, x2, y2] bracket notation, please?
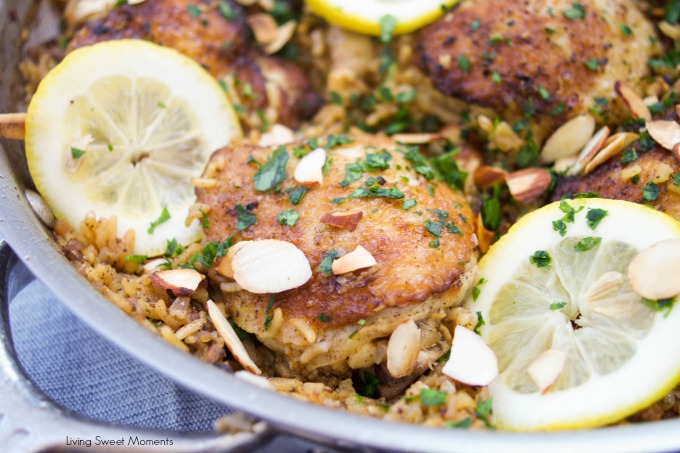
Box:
[305, 0, 458, 36]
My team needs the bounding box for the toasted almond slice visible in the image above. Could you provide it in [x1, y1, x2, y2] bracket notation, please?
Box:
[231, 240, 312, 294]
[320, 210, 363, 232]
[294, 147, 326, 188]
[331, 245, 377, 275]
[143, 258, 168, 273]
[476, 213, 495, 254]
[673, 143, 680, 163]
[675, 104, 680, 118]
[386, 319, 421, 378]
[391, 133, 442, 144]
[442, 325, 498, 386]
[659, 20, 680, 40]
[25, 189, 55, 228]
[615, 80, 652, 121]
[234, 370, 273, 390]
[527, 349, 566, 394]
[584, 132, 639, 175]
[0, 113, 26, 140]
[493, 121, 524, 152]
[506, 168, 552, 204]
[647, 120, 680, 151]
[150, 269, 205, 296]
[207, 300, 262, 375]
[246, 13, 278, 45]
[258, 124, 295, 147]
[474, 166, 507, 188]
[216, 241, 250, 279]
[553, 155, 578, 174]
[264, 20, 297, 55]
[583, 271, 624, 302]
[566, 126, 610, 176]
[629, 239, 680, 300]
[540, 115, 596, 163]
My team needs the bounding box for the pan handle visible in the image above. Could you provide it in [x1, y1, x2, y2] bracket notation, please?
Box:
[0, 240, 273, 453]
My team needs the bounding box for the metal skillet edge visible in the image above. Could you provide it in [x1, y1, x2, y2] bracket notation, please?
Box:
[2, 1, 680, 452]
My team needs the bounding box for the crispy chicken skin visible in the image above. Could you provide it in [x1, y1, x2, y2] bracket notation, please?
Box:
[416, 0, 659, 142]
[195, 135, 477, 378]
[68, 0, 320, 128]
[553, 146, 680, 220]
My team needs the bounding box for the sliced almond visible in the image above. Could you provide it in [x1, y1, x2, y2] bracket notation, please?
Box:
[553, 155, 578, 174]
[493, 121, 524, 152]
[628, 239, 680, 300]
[216, 241, 250, 279]
[386, 319, 421, 378]
[234, 370, 273, 390]
[247, 13, 278, 45]
[615, 80, 652, 121]
[646, 120, 680, 151]
[294, 147, 326, 188]
[150, 269, 205, 297]
[0, 113, 26, 140]
[320, 210, 363, 232]
[659, 20, 680, 40]
[527, 349, 566, 394]
[506, 168, 552, 204]
[474, 166, 507, 188]
[476, 213, 495, 254]
[582, 271, 624, 302]
[540, 115, 596, 163]
[584, 132, 639, 175]
[25, 189, 55, 228]
[391, 133, 442, 144]
[264, 20, 297, 55]
[331, 245, 377, 275]
[231, 240, 312, 294]
[206, 300, 262, 375]
[567, 126, 611, 176]
[442, 325, 498, 386]
[258, 124, 295, 147]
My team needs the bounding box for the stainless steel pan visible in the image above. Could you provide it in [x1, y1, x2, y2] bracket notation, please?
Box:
[3, 1, 680, 451]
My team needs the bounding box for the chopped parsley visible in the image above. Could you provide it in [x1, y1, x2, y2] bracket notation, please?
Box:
[359, 371, 380, 398]
[562, 2, 586, 20]
[186, 4, 201, 18]
[319, 249, 339, 276]
[620, 148, 638, 164]
[148, 207, 171, 234]
[584, 58, 600, 71]
[585, 208, 608, 230]
[165, 238, 185, 258]
[552, 219, 567, 237]
[234, 204, 257, 231]
[253, 146, 289, 192]
[199, 209, 210, 229]
[574, 236, 602, 252]
[287, 186, 307, 204]
[125, 254, 147, 264]
[620, 23, 633, 36]
[263, 295, 276, 330]
[550, 301, 567, 310]
[472, 277, 488, 302]
[457, 54, 471, 73]
[70, 147, 85, 159]
[217, 0, 235, 19]
[529, 250, 552, 269]
[447, 418, 472, 429]
[402, 199, 417, 210]
[402, 146, 435, 180]
[475, 397, 494, 428]
[641, 297, 675, 317]
[419, 388, 447, 406]
[642, 182, 660, 202]
[316, 313, 331, 323]
[430, 150, 468, 191]
[364, 151, 392, 170]
[277, 209, 299, 227]
[437, 349, 451, 363]
[474, 311, 486, 335]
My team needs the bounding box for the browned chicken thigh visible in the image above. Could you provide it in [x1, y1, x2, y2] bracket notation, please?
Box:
[194, 134, 477, 380]
[68, 0, 320, 128]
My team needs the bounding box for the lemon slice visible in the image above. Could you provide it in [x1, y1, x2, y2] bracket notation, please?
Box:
[305, 0, 458, 36]
[25, 40, 241, 256]
[466, 198, 680, 431]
